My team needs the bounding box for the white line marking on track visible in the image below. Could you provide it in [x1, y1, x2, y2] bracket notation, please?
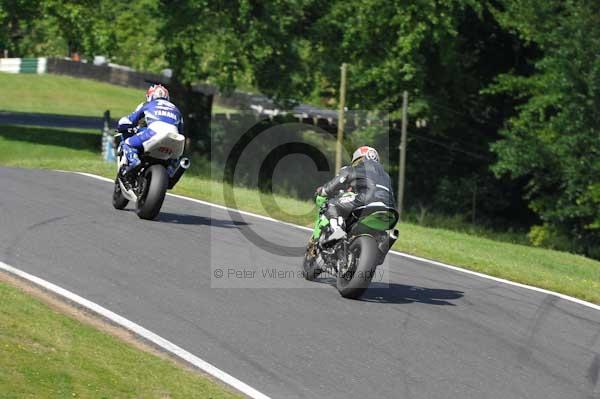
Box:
[66, 170, 600, 313]
[0, 260, 271, 399]
[391, 252, 600, 311]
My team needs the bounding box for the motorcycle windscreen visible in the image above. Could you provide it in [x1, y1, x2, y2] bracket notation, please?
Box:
[142, 121, 185, 160]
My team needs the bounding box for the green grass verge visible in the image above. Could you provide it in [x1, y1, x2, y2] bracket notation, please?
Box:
[1, 124, 599, 304]
[0, 280, 241, 398]
[0, 72, 236, 117]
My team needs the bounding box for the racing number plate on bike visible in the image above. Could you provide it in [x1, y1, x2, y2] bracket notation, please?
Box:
[158, 146, 173, 155]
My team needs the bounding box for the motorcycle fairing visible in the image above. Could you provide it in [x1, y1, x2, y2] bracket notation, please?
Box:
[142, 121, 185, 160]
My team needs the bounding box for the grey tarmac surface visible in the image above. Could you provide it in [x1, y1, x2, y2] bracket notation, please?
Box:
[1, 167, 599, 399]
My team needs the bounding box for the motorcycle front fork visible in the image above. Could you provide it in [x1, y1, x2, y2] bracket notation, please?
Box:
[336, 240, 350, 275]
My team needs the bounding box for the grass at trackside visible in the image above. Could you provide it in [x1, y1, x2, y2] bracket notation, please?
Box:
[0, 125, 115, 176]
[0, 281, 242, 399]
[1, 124, 599, 304]
[0, 72, 236, 117]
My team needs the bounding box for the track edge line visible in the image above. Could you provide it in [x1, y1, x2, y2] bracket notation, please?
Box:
[0, 260, 271, 399]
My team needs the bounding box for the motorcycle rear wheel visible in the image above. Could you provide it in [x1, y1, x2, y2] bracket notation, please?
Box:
[136, 164, 168, 220]
[336, 236, 379, 299]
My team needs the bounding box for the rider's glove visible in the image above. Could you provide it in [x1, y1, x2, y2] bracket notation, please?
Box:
[315, 186, 326, 198]
[117, 126, 137, 135]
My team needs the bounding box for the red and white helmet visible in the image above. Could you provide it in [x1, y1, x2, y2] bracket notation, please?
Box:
[146, 84, 170, 102]
[352, 146, 380, 164]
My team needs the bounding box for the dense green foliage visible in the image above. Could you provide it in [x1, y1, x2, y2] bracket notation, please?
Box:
[1, 0, 598, 257]
[0, 0, 165, 71]
[488, 0, 600, 256]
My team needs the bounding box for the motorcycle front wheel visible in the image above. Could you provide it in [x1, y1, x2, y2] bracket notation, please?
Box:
[337, 236, 379, 299]
[302, 241, 322, 281]
[112, 178, 129, 210]
[136, 164, 168, 220]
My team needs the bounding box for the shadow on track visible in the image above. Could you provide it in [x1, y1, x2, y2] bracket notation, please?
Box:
[312, 276, 463, 305]
[360, 282, 464, 305]
[157, 212, 249, 228]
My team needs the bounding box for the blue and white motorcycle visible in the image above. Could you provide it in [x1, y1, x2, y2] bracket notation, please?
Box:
[112, 122, 190, 220]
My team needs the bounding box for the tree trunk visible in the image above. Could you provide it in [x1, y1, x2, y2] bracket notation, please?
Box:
[170, 78, 213, 154]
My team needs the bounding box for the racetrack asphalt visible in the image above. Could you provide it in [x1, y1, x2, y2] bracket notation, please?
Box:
[1, 167, 599, 399]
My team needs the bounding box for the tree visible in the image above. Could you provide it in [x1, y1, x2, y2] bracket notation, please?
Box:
[104, 0, 167, 72]
[0, 0, 42, 56]
[299, 1, 539, 226]
[489, 0, 600, 255]
[159, 0, 329, 100]
[156, 0, 331, 148]
[41, 0, 114, 58]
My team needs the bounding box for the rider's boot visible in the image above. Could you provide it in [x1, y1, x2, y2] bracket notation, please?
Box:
[121, 143, 140, 176]
[325, 217, 347, 243]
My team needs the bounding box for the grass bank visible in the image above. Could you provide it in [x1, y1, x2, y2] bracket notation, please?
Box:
[0, 72, 235, 117]
[0, 277, 241, 398]
[1, 124, 599, 304]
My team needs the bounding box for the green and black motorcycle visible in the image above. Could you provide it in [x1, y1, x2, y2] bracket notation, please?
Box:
[303, 193, 399, 299]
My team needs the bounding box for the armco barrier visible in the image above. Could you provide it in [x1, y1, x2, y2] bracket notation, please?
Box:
[0, 58, 24, 73]
[43, 58, 265, 110]
[0, 58, 47, 74]
[1, 57, 345, 132]
[46, 58, 167, 90]
[20, 58, 38, 73]
[1, 57, 293, 115]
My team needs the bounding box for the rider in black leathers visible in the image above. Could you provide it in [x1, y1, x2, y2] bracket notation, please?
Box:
[317, 146, 396, 241]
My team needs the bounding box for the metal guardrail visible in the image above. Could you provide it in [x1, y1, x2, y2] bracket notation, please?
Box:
[0, 57, 47, 74]
[1, 57, 358, 132]
[0, 110, 113, 129]
[0, 109, 116, 162]
[43, 58, 350, 129]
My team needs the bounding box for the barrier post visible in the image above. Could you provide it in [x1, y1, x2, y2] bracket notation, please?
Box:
[102, 110, 115, 162]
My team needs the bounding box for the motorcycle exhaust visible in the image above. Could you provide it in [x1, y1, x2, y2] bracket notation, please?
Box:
[168, 157, 191, 189]
[377, 229, 399, 264]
